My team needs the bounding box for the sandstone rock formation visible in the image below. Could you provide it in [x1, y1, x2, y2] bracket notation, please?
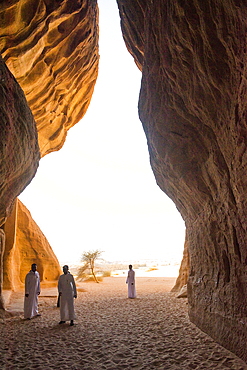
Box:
[0, 230, 5, 309]
[0, 54, 40, 307]
[117, 0, 247, 362]
[171, 232, 189, 293]
[0, 55, 40, 227]
[176, 285, 187, 299]
[0, 0, 99, 304]
[0, 0, 99, 157]
[3, 199, 61, 291]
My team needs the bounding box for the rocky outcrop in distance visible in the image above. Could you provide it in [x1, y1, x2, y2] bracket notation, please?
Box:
[0, 0, 99, 157]
[3, 199, 61, 291]
[117, 0, 247, 362]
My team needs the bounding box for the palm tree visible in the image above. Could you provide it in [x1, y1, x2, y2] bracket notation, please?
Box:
[77, 249, 103, 283]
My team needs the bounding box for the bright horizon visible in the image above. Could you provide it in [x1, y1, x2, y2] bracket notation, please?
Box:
[19, 0, 185, 268]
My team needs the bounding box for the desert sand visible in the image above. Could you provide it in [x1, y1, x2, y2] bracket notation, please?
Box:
[0, 277, 246, 369]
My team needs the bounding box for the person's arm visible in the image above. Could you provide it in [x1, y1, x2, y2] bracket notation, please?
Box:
[25, 274, 29, 297]
[72, 275, 77, 298]
[132, 271, 135, 285]
[37, 273, 41, 295]
[58, 276, 62, 296]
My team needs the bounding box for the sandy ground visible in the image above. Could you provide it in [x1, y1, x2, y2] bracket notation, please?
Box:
[0, 277, 247, 370]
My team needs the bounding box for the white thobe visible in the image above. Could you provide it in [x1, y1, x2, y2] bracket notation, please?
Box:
[126, 269, 136, 298]
[58, 273, 77, 321]
[24, 270, 41, 319]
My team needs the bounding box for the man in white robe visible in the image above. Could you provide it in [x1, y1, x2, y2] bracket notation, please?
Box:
[126, 264, 136, 298]
[58, 265, 77, 326]
[24, 263, 41, 320]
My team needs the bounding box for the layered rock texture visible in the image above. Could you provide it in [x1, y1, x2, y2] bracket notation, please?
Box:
[0, 0, 99, 157]
[0, 230, 5, 309]
[171, 231, 189, 294]
[3, 199, 61, 291]
[117, 0, 247, 362]
[0, 1, 99, 302]
[0, 55, 40, 227]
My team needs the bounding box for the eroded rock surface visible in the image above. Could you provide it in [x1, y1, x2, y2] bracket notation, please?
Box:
[117, 0, 247, 362]
[171, 232, 189, 293]
[0, 230, 5, 309]
[3, 199, 61, 291]
[0, 0, 99, 302]
[0, 55, 40, 227]
[0, 0, 99, 157]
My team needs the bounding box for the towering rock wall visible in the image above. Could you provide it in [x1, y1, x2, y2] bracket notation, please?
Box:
[0, 0, 99, 157]
[0, 55, 40, 227]
[0, 54, 40, 308]
[3, 199, 61, 291]
[117, 0, 247, 362]
[0, 1, 99, 298]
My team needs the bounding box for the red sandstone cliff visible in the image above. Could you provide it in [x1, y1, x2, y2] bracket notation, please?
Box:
[0, 0, 99, 303]
[0, 0, 99, 157]
[3, 199, 61, 291]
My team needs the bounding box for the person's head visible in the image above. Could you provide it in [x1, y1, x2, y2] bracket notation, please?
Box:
[63, 265, 69, 274]
[31, 263, 37, 272]
[129, 265, 132, 270]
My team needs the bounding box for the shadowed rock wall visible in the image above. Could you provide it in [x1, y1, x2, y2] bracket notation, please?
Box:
[117, 0, 247, 362]
[0, 55, 40, 227]
[3, 199, 61, 291]
[0, 0, 99, 157]
[0, 55, 40, 307]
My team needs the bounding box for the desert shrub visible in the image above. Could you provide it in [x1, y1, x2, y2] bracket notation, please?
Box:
[101, 270, 111, 277]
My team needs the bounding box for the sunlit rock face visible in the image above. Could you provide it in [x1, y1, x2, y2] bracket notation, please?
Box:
[0, 0, 99, 157]
[3, 199, 61, 291]
[171, 232, 189, 293]
[0, 55, 40, 227]
[117, 0, 247, 362]
[0, 230, 5, 309]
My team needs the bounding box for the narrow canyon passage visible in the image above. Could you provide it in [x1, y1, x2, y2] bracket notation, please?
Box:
[0, 278, 246, 369]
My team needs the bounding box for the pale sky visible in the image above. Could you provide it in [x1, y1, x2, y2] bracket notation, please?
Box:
[19, 0, 185, 266]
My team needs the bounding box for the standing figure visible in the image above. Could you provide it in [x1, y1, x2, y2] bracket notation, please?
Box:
[126, 264, 136, 298]
[58, 265, 77, 326]
[24, 263, 41, 320]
